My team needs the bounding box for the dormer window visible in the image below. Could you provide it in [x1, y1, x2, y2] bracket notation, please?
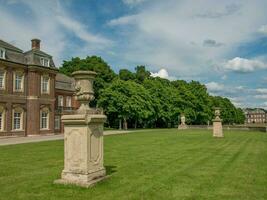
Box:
[40, 57, 50, 67]
[0, 48, 5, 59]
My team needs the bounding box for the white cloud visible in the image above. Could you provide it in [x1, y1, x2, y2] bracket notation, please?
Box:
[205, 82, 224, 92]
[222, 57, 267, 73]
[258, 25, 267, 34]
[107, 15, 139, 26]
[109, 0, 267, 76]
[122, 0, 148, 6]
[255, 88, 267, 94]
[57, 15, 112, 45]
[0, 0, 112, 66]
[255, 95, 267, 99]
[150, 68, 176, 80]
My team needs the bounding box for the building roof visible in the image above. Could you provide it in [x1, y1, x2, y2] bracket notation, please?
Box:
[0, 38, 56, 68]
[55, 73, 75, 91]
[0, 40, 23, 53]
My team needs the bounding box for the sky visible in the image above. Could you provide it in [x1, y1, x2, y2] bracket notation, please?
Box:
[1, 0, 267, 109]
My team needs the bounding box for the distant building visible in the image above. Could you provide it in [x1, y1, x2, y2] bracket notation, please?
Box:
[0, 39, 78, 136]
[243, 108, 266, 124]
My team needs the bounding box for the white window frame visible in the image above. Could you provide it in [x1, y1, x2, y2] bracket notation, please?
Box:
[12, 107, 24, 131]
[41, 75, 50, 94]
[0, 48, 5, 59]
[54, 115, 60, 130]
[58, 95, 64, 107]
[13, 71, 24, 92]
[0, 106, 5, 131]
[40, 57, 50, 67]
[40, 108, 49, 130]
[66, 96, 72, 108]
[0, 69, 6, 90]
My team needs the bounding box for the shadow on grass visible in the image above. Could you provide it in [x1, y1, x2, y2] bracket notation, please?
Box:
[105, 165, 117, 175]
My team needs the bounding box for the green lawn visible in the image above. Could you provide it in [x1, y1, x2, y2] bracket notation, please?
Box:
[0, 129, 267, 200]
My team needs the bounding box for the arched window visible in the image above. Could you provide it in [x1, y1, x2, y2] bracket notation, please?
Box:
[40, 107, 49, 130]
[12, 107, 24, 130]
[0, 105, 5, 131]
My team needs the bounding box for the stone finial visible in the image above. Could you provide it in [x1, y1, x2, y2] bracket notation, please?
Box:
[72, 71, 97, 114]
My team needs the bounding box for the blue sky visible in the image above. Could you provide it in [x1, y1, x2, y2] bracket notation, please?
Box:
[1, 0, 267, 109]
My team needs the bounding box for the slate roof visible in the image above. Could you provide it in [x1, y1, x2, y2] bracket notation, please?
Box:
[55, 73, 75, 91]
[0, 39, 56, 68]
[0, 40, 23, 53]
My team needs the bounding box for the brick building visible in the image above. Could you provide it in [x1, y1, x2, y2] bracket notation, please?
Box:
[243, 108, 266, 124]
[0, 39, 77, 136]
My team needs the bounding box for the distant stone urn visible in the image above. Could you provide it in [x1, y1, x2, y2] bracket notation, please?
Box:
[54, 71, 107, 187]
[212, 107, 223, 137]
[178, 113, 188, 130]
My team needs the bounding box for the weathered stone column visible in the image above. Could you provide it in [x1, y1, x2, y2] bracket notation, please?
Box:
[212, 107, 223, 137]
[178, 113, 188, 130]
[54, 71, 107, 187]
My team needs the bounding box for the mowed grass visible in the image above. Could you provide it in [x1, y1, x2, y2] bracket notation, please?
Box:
[0, 129, 267, 200]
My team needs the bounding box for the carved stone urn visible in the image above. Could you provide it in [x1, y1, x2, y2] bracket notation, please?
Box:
[212, 107, 223, 137]
[72, 71, 96, 114]
[54, 71, 107, 187]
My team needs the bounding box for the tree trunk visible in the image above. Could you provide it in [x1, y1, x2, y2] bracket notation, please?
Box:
[123, 117, 128, 130]
[119, 119, 122, 130]
[134, 119, 137, 129]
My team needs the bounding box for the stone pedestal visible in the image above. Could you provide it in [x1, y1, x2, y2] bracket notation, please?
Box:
[54, 70, 107, 187]
[55, 114, 107, 187]
[213, 119, 223, 137]
[178, 124, 188, 130]
[212, 107, 223, 138]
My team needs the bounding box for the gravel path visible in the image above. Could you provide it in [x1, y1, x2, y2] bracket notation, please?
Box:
[0, 130, 132, 146]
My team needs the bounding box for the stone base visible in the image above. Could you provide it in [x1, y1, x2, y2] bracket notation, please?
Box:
[54, 168, 107, 188]
[178, 124, 188, 130]
[213, 120, 223, 137]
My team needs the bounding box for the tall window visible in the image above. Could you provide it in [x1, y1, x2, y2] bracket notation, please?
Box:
[41, 76, 49, 94]
[0, 70, 5, 90]
[14, 72, 23, 92]
[58, 95, 63, 107]
[66, 96, 72, 108]
[40, 57, 50, 67]
[40, 108, 49, 130]
[0, 106, 4, 131]
[0, 48, 5, 59]
[0, 112, 2, 131]
[55, 115, 60, 130]
[13, 108, 23, 130]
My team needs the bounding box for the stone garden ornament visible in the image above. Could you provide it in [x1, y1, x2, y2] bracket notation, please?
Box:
[212, 107, 223, 137]
[54, 71, 107, 187]
[178, 113, 188, 130]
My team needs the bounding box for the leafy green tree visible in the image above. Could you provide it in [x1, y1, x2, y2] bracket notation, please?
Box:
[135, 65, 151, 83]
[98, 79, 154, 129]
[119, 69, 135, 81]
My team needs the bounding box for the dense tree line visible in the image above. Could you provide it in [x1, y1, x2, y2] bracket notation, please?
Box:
[59, 56, 245, 129]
